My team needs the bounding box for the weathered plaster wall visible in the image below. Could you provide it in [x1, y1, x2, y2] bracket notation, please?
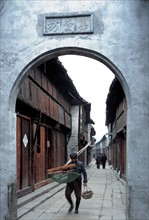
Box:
[0, 1, 148, 219]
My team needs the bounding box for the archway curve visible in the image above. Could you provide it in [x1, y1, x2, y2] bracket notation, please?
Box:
[9, 45, 130, 218]
[9, 46, 130, 112]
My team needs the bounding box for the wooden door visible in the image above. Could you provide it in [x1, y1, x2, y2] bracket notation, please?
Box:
[57, 131, 66, 166]
[47, 128, 53, 169]
[121, 136, 126, 177]
[35, 126, 46, 184]
[17, 115, 32, 197]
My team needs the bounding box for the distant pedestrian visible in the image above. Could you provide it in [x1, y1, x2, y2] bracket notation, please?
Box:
[65, 152, 88, 214]
[95, 153, 102, 169]
[101, 153, 107, 169]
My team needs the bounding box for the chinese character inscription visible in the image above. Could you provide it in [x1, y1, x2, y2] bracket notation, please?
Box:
[44, 14, 93, 35]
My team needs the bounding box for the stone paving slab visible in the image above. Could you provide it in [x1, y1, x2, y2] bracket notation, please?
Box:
[18, 161, 126, 220]
[17, 210, 45, 220]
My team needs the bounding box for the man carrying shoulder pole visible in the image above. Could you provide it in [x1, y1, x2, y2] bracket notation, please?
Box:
[65, 152, 88, 214]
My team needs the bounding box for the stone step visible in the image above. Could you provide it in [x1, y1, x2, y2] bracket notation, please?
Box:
[17, 182, 65, 219]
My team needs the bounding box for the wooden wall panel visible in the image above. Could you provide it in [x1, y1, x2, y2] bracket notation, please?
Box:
[116, 113, 125, 132]
[43, 94, 49, 115]
[65, 112, 71, 128]
[52, 84, 57, 100]
[39, 92, 48, 115]
[46, 128, 53, 169]
[30, 80, 38, 107]
[40, 126, 46, 180]
[56, 132, 61, 167]
[53, 102, 59, 121]
[33, 123, 37, 185]
[49, 97, 54, 118]
[47, 80, 53, 96]
[23, 78, 30, 102]
[121, 137, 126, 176]
[41, 73, 48, 91]
[58, 105, 64, 124]
[51, 130, 57, 168]
[29, 69, 35, 79]
[34, 69, 42, 86]
[18, 67, 72, 128]
[35, 126, 46, 183]
[37, 89, 43, 111]
[57, 91, 62, 105]
[116, 98, 127, 132]
[56, 132, 65, 166]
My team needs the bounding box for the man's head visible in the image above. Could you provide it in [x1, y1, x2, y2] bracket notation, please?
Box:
[69, 152, 78, 163]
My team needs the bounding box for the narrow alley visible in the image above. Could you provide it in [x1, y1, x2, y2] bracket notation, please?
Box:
[18, 161, 126, 220]
[1, 1, 149, 219]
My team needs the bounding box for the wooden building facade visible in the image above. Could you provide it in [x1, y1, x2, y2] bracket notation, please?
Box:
[105, 78, 127, 179]
[16, 58, 92, 197]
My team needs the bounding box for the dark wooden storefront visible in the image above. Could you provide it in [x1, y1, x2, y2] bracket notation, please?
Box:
[16, 58, 73, 197]
[17, 114, 68, 196]
[106, 78, 127, 179]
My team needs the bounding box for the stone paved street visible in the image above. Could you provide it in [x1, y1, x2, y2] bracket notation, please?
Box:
[18, 161, 126, 220]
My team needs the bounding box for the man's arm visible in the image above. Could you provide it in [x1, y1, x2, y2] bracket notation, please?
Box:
[81, 164, 87, 183]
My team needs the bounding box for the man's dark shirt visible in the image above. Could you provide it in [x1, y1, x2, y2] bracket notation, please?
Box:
[68, 160, 87, 184]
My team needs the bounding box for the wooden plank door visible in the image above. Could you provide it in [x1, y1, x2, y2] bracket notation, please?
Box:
[35, 126, 46, 184]
[47, 128, 53, 169]
[17, 115, 32, 197]
[21, 117, 31, 188]
[56, 131, 66, 166]
[121, 136, 126, 177]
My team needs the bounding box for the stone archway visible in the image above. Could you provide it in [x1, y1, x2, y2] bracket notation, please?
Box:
[0, 1, 148, 219]
[7, 47, 129, 219]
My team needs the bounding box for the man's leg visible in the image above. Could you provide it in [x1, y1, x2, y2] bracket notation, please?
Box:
[74, 181, 81, 214]
[65, 183, 74, 212]
[103, 163, 105, 169]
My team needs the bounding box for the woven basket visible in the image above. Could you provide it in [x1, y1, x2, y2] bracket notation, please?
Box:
[82, 186, 93, 199]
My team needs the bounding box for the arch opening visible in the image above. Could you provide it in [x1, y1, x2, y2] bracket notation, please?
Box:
[10, 46, 129, 215]
[9, 47, 130, 112]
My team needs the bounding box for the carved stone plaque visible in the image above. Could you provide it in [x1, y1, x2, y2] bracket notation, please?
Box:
[43, 14, 93, 35]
